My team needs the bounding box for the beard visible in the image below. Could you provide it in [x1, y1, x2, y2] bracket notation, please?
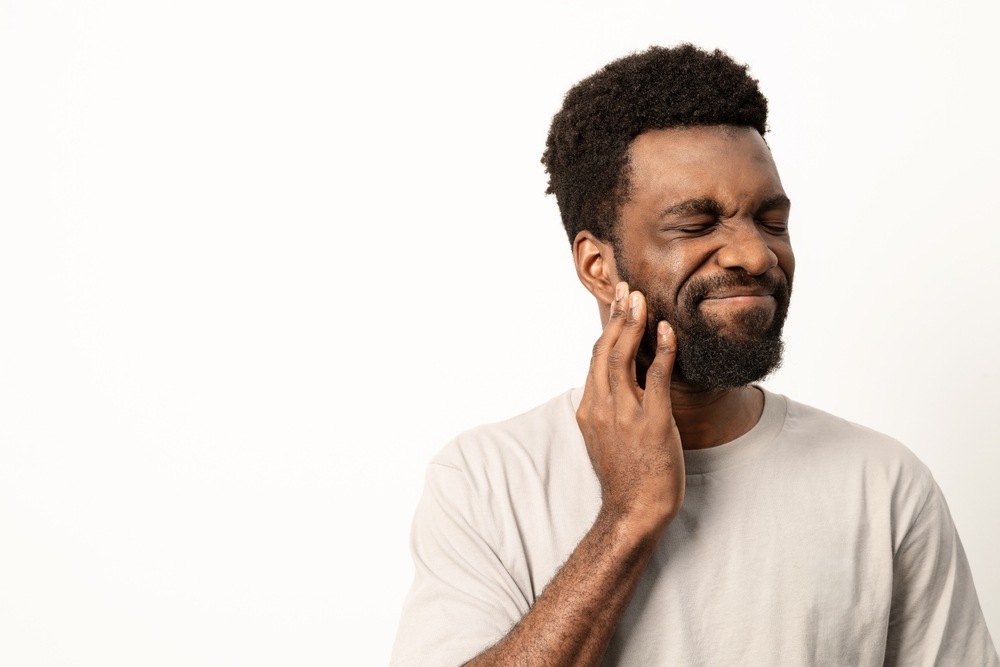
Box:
[621, 268, 792, 390]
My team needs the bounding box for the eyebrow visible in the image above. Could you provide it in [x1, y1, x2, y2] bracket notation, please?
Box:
[658, 198, 724, 219]
[658, 193, 791, 219]
[758, 194, 792, 211]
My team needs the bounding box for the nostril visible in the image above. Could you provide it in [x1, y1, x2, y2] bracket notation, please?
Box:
[717, 233, 779, 275]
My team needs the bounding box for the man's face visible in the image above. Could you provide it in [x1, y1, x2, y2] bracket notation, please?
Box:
[613, 126, 795, 389]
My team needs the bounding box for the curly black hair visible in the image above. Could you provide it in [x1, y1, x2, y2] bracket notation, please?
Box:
[541, 44, 769, 246]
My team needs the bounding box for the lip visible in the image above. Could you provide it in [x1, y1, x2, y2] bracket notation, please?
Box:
[700, 293, 775, 307]
[702, 290, 773, 300]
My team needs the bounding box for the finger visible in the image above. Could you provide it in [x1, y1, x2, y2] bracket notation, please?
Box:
[643, 320, 677, 408]
[607, 290, 647, 394]
[588, 281, 630, 395]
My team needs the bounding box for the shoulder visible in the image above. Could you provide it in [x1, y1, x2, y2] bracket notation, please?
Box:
[426, 388, 592, 496]
[778, 393, 930, 474]
[418, 388, 600, 572]
[431, 388, 584, 471]
[773, 392, 937, 538]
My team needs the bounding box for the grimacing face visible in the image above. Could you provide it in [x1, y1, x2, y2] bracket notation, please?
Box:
[612, 125, 795, 389]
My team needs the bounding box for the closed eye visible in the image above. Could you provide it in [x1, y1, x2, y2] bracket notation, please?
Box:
[672, 221, 718, 236]
[755, 194, 791, 235]
[757, 218, 789, 234]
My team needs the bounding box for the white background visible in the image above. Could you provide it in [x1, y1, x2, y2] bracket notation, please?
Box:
[1, 0, 998, 664]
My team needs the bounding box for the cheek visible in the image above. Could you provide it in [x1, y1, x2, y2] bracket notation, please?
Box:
[633, 257, 685, 303]
[624, 237, 713, 302]
[774, 242, 795, 282]
[632, 261, 689, 320]
[654, 247, 714, 300]
[634, 242, 698, 280]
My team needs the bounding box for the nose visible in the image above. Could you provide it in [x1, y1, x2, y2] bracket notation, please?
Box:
[715, 219, 779, 276]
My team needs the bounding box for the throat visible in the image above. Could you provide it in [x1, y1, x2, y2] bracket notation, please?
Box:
[669, 384, 764, 450]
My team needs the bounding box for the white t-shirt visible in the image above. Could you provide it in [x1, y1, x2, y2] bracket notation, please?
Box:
[391, 388, 998, 666]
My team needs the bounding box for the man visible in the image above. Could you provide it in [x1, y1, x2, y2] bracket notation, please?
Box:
[391, 45, 998, 666]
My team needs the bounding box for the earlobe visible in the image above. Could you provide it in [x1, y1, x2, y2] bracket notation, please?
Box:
[573, 231, 619, 305]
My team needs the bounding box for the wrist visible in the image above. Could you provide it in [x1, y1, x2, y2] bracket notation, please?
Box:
[596, 501, 674, 548]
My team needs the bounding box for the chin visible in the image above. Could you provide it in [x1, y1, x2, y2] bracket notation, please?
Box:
[706, 309, 776, 340]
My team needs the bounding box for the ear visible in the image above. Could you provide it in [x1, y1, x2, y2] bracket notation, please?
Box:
[573, 230, 620, 306]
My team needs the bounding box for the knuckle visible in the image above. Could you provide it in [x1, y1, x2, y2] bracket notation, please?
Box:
[645, 364, 670, 383]
[606, 349, 626, 368]
[624, 313, 644, 329]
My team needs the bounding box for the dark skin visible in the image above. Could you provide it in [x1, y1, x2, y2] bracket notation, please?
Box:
[466, 125, 795, 666]
[581, 125, 794, 450]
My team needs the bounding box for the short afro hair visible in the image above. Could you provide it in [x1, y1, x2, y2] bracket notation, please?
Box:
[542, 44, 769, 245]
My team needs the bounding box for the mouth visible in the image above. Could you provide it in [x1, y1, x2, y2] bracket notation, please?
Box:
[684, 273, 788, 317]
[701, 289, 774, 303]
[699, 293, 776, 312]
[703, 293, 774, 302]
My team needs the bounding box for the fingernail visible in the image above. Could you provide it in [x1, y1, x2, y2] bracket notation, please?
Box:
[629, 293, 641, 319]
[658, 320, 671, 340]
[615, 282, 627, 303]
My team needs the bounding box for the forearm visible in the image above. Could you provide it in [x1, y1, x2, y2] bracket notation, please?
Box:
[465, 508, 665, 667]
[465, 286, 681, 666]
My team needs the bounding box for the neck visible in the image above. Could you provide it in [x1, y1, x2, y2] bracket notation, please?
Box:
[635, 340, 765, 450]
[667, 383, 764, 450]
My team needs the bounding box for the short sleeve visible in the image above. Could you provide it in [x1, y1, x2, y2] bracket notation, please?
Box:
[390, 461, 531, 667]
[884, 477, 999, 666]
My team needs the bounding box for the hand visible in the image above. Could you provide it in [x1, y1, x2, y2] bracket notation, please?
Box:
[576, 282, 685, 536]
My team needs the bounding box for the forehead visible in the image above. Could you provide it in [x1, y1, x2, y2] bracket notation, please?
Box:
[625, 125, 784, 209]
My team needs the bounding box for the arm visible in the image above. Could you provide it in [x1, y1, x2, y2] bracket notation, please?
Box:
[883, 477, 999, 666]
[466, 283, 684, 666]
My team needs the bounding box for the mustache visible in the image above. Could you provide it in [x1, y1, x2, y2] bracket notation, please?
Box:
[683, 272, 789, 303]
